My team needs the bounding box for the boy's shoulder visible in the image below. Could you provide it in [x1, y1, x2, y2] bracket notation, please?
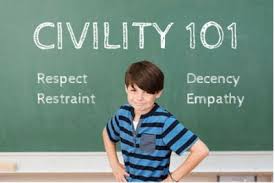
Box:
[118, 103, 132, 112]
[154, 104, 173, 117]
[153, 105, 177, 125]
[119, 103, 132, 110]
[113, 103, 133, 116]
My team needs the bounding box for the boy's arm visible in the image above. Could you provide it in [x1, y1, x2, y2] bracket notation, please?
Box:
[163, 139, 209, 182]
[102, 127, 129, 182]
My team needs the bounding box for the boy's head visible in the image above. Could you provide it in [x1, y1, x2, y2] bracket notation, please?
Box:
[125, 60, 164, 94]
[125, 60, 164, 114]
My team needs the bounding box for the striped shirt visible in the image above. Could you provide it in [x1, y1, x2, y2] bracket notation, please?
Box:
[106, 103, 199, 182]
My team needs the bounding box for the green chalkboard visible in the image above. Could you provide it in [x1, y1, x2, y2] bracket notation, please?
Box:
[0, 0, 272, 151]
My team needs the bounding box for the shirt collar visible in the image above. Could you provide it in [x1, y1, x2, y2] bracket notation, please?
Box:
[129, 103, 159, 119]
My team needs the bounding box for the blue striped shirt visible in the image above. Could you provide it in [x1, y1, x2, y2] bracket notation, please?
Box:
[106, 103, 199, 182]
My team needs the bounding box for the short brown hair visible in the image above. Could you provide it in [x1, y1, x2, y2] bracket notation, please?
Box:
[125, 60, 164, 94]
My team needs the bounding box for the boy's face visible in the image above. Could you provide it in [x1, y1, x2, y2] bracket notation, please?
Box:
[125, 84, 162, 115]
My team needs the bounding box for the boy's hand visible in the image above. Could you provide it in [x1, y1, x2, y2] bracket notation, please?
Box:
[112, 163, 130, 182]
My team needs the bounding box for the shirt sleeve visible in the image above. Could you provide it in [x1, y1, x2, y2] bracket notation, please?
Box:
[162, 116, 199, 155]
[106, 112, 120, 143]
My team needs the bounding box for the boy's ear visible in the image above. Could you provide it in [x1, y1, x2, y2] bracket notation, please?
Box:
[124, 85, 128, 93]
[156, 90, 163, 98]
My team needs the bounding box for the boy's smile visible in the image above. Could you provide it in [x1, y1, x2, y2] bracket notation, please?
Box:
[125, 84, 162, 116]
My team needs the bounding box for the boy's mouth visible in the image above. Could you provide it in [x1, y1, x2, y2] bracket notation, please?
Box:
[133, 102, 145, 106]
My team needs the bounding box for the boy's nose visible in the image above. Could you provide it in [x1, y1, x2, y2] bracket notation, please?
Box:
[136, 92, 144, 101]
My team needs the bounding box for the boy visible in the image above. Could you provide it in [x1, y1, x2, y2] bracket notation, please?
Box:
[102, 60, 209, 182]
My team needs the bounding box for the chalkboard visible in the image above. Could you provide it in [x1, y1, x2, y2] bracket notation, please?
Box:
[0, 0, 272, 151]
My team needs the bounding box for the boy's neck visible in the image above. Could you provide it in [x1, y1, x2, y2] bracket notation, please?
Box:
[134, 103, 155, 119]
